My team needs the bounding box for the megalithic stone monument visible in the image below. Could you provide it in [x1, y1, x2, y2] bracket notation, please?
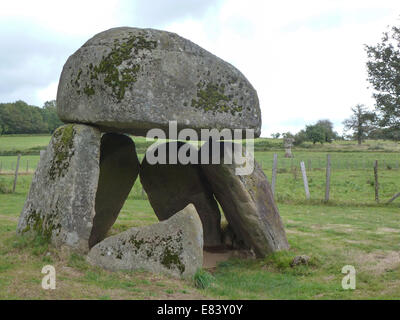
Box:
[17, 27, 288, 278]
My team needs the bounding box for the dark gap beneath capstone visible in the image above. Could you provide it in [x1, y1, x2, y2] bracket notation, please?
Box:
[89, 133, 139, 249]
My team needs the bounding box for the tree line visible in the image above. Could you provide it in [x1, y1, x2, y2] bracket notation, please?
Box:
[0, 100, 63, 135]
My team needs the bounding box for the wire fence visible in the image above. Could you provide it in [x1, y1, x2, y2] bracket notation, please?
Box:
[1, 153, 400, 205]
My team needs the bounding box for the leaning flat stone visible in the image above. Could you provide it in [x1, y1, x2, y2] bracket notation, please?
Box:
[200, 141, 289, 257]
[89, 133, 140, 248]
[87, 204, 203, 279]
[17, 125, 139, 253]
[57, 27, 261, 137]
[140, 142, 222, 248]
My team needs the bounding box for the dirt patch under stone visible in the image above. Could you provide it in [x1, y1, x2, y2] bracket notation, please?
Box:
[203, 246, 254, 270]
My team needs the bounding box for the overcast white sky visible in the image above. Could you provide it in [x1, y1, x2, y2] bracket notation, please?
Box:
[1, 0, 400, 137]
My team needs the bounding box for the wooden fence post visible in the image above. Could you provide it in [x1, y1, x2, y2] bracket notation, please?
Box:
[300, 161, 310, 200]
[325, 154, 331, 202]
[271, 153, 278, 196]
[374, 160, 379, 203]
[12, 154, 21, 193]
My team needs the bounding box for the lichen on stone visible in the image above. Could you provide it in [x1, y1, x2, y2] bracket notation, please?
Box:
[126, 229, 185, 274]
[49, 124, 75, 180]
[159, 230, 185, 274]
[191, 80, 243, 115]
[22, 208, 61, 242]
[72, 32, 157, 101]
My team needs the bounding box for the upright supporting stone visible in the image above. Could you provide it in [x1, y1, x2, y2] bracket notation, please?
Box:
[17, 124, 139, 253]
[17, 125, 101, 252]
[140, 142, 222, 248]
[200, 141, 289, 257]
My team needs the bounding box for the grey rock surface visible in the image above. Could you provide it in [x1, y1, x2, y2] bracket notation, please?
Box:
[290, 255, 310, 267]
[87, 204, 203, 279]
[17, 124, 101, 253]
[140, 142, 222, 248]
[17, 126, 140, 253]
[57, 27, 261, 137]
[200, 141, 289, 257]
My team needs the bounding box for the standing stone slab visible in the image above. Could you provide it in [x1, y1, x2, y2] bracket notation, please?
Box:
[89, 133, 140, 248]
[87, 204, 203, 279]
[200, 141, 289, 257]
[17, 124, 101, 253]
[17, 125, 139, 253]
[57, 27, 261, 137]
[140, 142, 222, 248]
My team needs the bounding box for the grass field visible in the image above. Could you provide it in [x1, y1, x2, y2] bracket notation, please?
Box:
[0, 135, 399, 299]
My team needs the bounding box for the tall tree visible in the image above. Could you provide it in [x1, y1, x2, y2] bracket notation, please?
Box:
[40, 100, 63, 133]
[316, 119, 338, 142]
[365, 24, 400, 138]
[305, 124, 325, 144]
[343, 104, 375, 145]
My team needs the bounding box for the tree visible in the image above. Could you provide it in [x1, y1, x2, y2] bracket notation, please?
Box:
[40, 100, 63, 133]
[271, 132, 281, 139]
[0, 100, 62, 134]
[343, 104, 376, 145]
[365, 24, 400, 139]
[293, 129, 306, 146]
[305, 124, 325, 144]
[316, 119, 338, 142]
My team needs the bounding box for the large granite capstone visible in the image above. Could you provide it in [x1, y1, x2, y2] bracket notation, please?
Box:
[56, 27, 261, 137]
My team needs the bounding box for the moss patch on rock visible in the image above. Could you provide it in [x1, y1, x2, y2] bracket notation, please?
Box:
[99, 229, 186, 275]
[191, 81, 243, 115]
[49, 125, 75, 180]
[21, 208, 61, 242]
[71, 32, 157, 102]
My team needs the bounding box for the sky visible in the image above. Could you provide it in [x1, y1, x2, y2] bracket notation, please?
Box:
[1, 0, 400, 137]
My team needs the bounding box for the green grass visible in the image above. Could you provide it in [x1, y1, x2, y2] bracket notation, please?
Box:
[1, 171, 399, 299]
[0, 134, 51, 155]
[0, 134, 399, 299]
